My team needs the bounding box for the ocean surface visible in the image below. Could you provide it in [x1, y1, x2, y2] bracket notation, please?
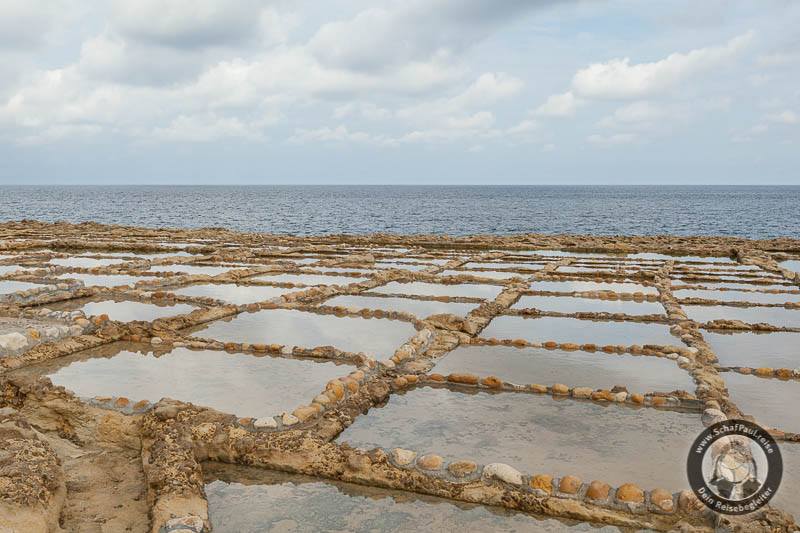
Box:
[0, 186, 797, 239]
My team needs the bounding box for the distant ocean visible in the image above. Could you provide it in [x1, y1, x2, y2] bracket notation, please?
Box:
[0, 185, 798, 239]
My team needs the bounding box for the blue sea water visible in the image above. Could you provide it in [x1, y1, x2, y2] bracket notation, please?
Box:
[0, 185, 797, 238]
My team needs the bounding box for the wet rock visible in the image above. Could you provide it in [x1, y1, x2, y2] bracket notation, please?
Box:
[615, 483, 644, 504]
[585, 480, 610, 501]
[480, 376, 503, 389]
[571, 387, 592, 399]
[551, 383, 569, 395]
[529, 474, 553, 494]
[392, 448, 416, 466]
[701, 408, 726, 427]
[253, 417, 277, 429]
[483, 463, 522, 485]
[558, 475, 581, 495]
[447, 460, 477, 478]
[417, 454, 443, 470]
[165, 515, 206, 532]
[650, 487, 674, 512]
[447, 373, 479, 385]
[281, 413, 299, 426]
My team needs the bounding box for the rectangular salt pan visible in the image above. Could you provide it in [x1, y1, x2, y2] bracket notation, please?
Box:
[254, 273, 369, 285]
[513, 295, 664, 316]
[203, 464, 604, 532]
[674, 289, 800, 305]
[703, 330, 799, 369]
[59, 299, 197, 322]
[338, 387, 700, 490]
[482, 316, 676, 346]
[324, 295, 478, 318]
[148, 265, 236, 276]
[723, 372, 800, 433]
[194, 309, 416, 359]
[433, 345, 695, 392]
[43, 345, 352, 418]
[0, 280, 45, 294]
[371, 281, 502, 299]
[440, 269, 523, 280]
[172, 283, 292, 304]
[49, 257, 127, 268]
[56, 273, 157, 287]
[683, 305, 800, 328]
[530, 280, 657, 295]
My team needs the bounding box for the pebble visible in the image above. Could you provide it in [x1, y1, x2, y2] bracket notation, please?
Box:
[529, 474, 553, 494]
[391, 448, 416, 466]
[558, 475, 581, 495]
[417, 454, 443, 470]
[585, 480, 610, 500]
[254, 417, 277, 429]
[701, 408, 726, 427]
[615, 483, 644, 503]
[482, 463, 522, 485]
[281, 413, 299, 426]
[650, 487, 674, 512]
[447, 460, 477, 477]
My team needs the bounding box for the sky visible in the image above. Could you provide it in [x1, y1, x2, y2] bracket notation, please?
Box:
[0, 0, 798, 185]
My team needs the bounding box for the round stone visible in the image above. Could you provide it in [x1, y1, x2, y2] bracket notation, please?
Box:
[254, 417, 278, 429]
[616, 483, 644, 503]
[480, 376, 503, 389]
[483, 463, 523, 485]
[650, 488, 674, 512]
[417, 454, 443, 470]
[551, 383, 569, 395]
[558, 475, 581, 495]
[585, 480, 610, 500]
[447, 373, 479, 385]
[447, 460, 477, 477]
[391, 448, 416, 466]
[529, 474, 553, 494]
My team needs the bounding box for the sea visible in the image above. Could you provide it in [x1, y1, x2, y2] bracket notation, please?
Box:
[0, 185, 797, 239]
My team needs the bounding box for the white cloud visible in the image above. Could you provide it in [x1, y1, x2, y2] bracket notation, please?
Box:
[111, 0, 265, 48]
[151, 113, 270, 142]
[571, 31, 753, 100]
[587, 133, 638, 146]
[535, 91, 581, 117]
[767, 110, 798, 124]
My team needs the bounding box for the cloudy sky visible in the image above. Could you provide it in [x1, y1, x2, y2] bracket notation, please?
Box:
[1, 0, 798, 184]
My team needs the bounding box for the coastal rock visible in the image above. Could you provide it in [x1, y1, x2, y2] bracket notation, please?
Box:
[483, 463, 523, 485]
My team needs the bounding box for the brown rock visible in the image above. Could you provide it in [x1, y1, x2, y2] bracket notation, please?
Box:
[327, 380, 345, 400]
[114, 397, 130, 408]
[529, 474, 553, 494]
[551, 383, 569, 395]
[543, 341, 558, 349]
[393, 377, 408, 389]
[776, 368, 793, 380]
[650, 488, 674, 512]
[581, 343, 596, 352]
[755, 367, 773, 377]
[585, 480, 610, 500]
[252, 343, 267, 352]
[480, 376, 503, 389]
[530, 383, 548, 393]
[292, 405, 320, 422]
[447, 460, 477, 477]
[630, 393, 645, 404]
[347, 453, 371, 471]
[616, 483, 644, 503]
[447, 373, 479, 385]
[417, 454, 443, 470]
[560, 343, 579, 351]
[558, 475, 581, 494]
[429, 373, 445, 382]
